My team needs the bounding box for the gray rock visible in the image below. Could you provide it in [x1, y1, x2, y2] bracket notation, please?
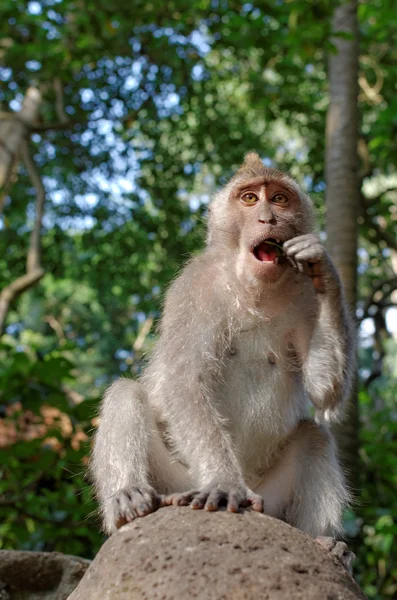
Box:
[0, 550, 90, 600]
[69, 508, 366, 599]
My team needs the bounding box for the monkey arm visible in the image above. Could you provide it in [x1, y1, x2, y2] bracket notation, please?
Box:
[284, 234, 355, 420]
[299, 265, 355, 420]
[147, 288, 242, 484]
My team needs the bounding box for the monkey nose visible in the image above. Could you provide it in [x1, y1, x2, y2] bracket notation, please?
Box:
[257, 204, 276, 224]
[258, 216, 276, 225]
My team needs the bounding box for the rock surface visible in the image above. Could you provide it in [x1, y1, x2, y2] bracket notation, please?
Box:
[0, 550, 90, 600]
[69, 507, 366, 600]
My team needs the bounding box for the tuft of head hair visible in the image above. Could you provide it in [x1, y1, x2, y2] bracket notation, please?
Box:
[229, 152, 283, 185]
[236, 152, 267, 178]
[242, 152, 265, 170]
[242, 152, 263, 167]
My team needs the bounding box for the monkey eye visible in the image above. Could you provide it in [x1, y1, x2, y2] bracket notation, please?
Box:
[241, 192, 259, 204]
[271, 193, 289, 204]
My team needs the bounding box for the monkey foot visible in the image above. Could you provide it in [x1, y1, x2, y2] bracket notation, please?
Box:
[110, 485, 161, 529]
[162, 490, 201, 507]
[315, 536, 355, 574]
[162, 486, 264, 513]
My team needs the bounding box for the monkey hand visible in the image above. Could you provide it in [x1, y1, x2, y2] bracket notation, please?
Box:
[162, 481, 264, 513]
[108, 484, 162, 529]
[283, 234, 339, 293]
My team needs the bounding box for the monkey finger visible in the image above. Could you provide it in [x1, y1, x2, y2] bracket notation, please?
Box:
[158, 494, 168, 508]
[171, 496, 186, 507]
[286, 246, 324, 263]
[174, 490, 199, 506]
[295, 261, 326, 290]
[247, 493, 264, 512]
[115, 507, 137, 529]
[115, 515, 129, 529]
[135, 502, 154, 517]
[312, 275, 325, 292]
[283, 234, 320, 249]
[160, 495, 172, 506]
[205, 488, 228, 511]
[191, 491, 210, 510]
[141, 487, 160, 503]
[163, 490, 199, 506]
[226, 490, 244, 513]
[284, 240, 312, 254]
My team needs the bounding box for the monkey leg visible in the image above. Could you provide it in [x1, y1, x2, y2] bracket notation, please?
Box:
[91, 379, 190, 534]
[254, 420, 350, 538]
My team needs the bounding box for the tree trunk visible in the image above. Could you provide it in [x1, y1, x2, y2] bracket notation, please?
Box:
[325, 0, 360, 486]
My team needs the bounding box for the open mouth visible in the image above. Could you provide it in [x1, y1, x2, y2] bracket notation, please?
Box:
[253, 238, 284, 263]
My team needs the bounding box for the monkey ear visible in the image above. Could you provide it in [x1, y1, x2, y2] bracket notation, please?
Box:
[241, 152, 264, 170]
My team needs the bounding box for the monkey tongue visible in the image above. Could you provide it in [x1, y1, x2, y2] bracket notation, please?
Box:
[255, 242, 278, 263]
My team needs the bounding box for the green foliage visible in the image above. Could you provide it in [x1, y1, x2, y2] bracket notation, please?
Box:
[0, 340, 103, 556]
[351, 383, 397, 598]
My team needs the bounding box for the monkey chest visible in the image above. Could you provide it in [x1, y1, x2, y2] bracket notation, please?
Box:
[220, 324, 307, 445]
[225, 324, 299, 384]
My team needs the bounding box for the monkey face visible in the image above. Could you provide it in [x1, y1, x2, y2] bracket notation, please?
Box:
[207, 154, 314, 287]
[232, 178, 306, 284]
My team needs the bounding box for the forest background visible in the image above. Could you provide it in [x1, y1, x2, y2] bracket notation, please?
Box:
[0, 1, 396, 598]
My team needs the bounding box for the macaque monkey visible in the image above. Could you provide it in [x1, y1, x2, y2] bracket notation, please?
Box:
[91, 153, 354, 554]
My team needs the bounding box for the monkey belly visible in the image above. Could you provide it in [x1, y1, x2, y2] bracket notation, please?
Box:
[222, 340, 308, 474]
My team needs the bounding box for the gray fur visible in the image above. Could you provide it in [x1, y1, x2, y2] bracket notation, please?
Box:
[91, 154, 354, 536]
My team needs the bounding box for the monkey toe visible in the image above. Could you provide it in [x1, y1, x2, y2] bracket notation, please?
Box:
[330, 542, 355, 573]
[315, 536, 335, 551]
[316, 537, 355, 573]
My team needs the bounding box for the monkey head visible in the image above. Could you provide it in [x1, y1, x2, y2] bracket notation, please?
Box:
[207, 153, 314, 285]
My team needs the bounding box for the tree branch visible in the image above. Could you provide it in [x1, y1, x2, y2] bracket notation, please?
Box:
[358, 55, 384, 105]
[30, 119, 79, 133]
[359, 276, 397, 322]
[363, 214, 397, 251]
[0, 269, 45, 333]
[363, 368, 382, 387]
[0, 141, 46, 334]
[358, 137, 373, 180]
[44, 314, 66, 343]
[362, 187, 397, 207]
[360, 194, 397, 251]
[53, 78, 68, 124]
[133, 315, 154, 353]
[21, 141, 45, 272]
